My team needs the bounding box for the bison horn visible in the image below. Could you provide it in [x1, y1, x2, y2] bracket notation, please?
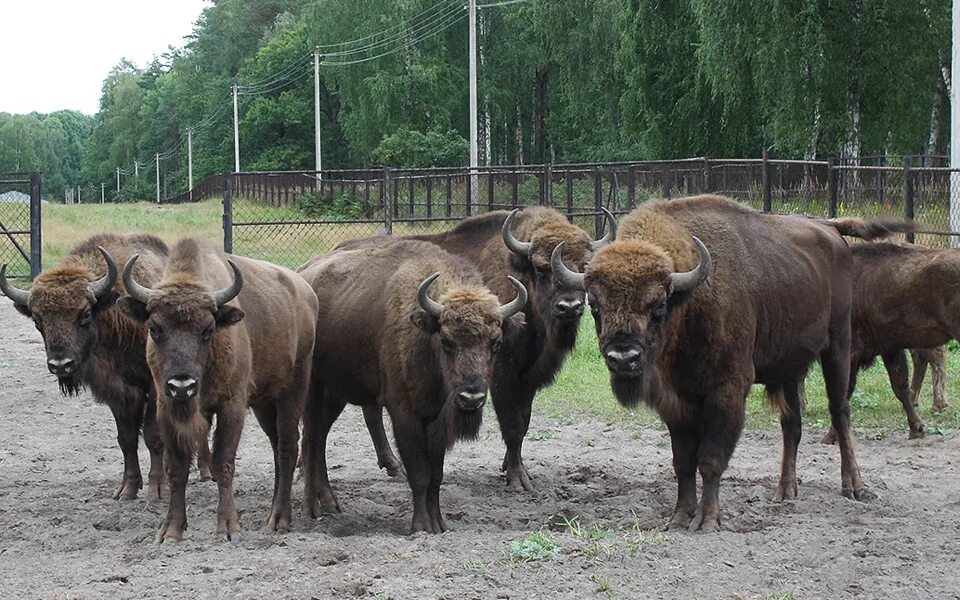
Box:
[417, 272, 444, 318]
[0, 263, 31, 306]
[669, 236, 711, 293]
[550, 242, 586, 291]
[87, 246, 118, 301]
[122, 255, 155, 304]
[590, 207, 618, 251]
[499, 276, 528, 318]
[501, 208, 533, 256]
[210, 260, 244, 308]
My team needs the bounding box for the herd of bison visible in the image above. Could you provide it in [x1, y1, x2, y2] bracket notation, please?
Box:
[1, 193, 955, 543]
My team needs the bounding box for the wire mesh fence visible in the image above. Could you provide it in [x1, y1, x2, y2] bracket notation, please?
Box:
[216, 158, 960, 268]
[0, 172, 41, 279]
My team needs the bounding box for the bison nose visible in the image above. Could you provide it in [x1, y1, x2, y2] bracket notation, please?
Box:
[456, 384, 487, 411]
[166, 376, 198, 400]
[47, 357, 75, 376]
[604, 346, 643, 373]
[554, 298, 584, 319]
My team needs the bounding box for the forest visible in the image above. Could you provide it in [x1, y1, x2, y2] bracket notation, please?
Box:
[0, 0, 952, 200]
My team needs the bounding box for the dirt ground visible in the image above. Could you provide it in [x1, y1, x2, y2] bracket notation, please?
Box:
[1, 300, 959, 600]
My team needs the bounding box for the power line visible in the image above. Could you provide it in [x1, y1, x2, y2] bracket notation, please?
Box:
[316, 0, 463, 50]
[238, 52, 313, 91]
[323, 8, 469, 66]
[477, 0, 528, 7]
[322, 1, 465, 58]
[237, 61, 313, 96]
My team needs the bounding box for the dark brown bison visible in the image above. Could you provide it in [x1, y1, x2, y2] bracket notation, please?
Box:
[120, 239, 317, 542]
[550, 195, 910, 531]
[817, 243, 960, 441]
[299, 240, 526, 533]
[910, 346, 946, 412]
[1, 234, 175, 500]
[337, 206, 614, 490]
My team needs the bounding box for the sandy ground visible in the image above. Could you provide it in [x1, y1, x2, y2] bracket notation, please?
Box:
[1, 301, 959, 600]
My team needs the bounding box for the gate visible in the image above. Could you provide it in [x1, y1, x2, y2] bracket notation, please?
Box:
[0, 172, 41, 279]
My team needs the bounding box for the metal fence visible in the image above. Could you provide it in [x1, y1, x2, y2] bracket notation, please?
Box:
[0, 172, 41, 279]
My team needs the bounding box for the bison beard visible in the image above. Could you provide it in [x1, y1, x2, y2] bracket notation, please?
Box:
[610, 373, 646, 408]
[57, 374, 85, 397]
[429, 402, 484, 453]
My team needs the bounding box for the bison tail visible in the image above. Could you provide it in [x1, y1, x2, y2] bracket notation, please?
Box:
[816, 217, 915, 241]
[763, 385, 791, 419]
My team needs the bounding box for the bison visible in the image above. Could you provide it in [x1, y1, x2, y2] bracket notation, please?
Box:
[339, 206, 614, 490]
[1, 234, 177, 500]
[910, 346, 946, 412]
[120, 239, 317, 542]
[299, 240, 526, 533]
[551, 195, 909, 531]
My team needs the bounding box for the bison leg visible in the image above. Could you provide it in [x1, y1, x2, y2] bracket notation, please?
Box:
[492, 380, 535, 492]
[909, 349, 929, 408]
[301, 387, 345, 518]
[211, 404, 244, 543]
[820, 366, 860, 446]
[392, 412, 440, 534]
[774, 383, 803, 502]
[821, 341, 865, 500]
[156, 423, 190, 543]
[883, 350, 925, 439]
[689, 392, 745, 533]
[196, 415, 214, 482]
[931, 347, 948, 412]
[258, 387, 304, 533]
[109, 400, 144, 501]
[362, 404, 404, 477]
[142, 396, 165, 501]
[665, 423, 699, 531]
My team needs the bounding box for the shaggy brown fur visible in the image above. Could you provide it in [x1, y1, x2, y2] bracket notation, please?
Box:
[299, 240, 523, 533]
[120, 238, 317, 542]
[4, 233, 170, 501]
[582, 194, 877, 531]
[336, 206, 599, 490]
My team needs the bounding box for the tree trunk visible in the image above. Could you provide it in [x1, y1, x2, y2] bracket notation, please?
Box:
[533, 68, 549, 163]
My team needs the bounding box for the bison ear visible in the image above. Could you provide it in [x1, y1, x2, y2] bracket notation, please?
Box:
[117, 297, 150, 323]
[93, 290, 120, 313]
[215, 305, 245, 328]
[503, 311, 526, 335]
[667, 288, 694, 310]
[410, 310, 438, 334]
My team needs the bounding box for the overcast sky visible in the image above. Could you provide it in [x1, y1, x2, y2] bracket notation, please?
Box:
[0, 0, 208, 116]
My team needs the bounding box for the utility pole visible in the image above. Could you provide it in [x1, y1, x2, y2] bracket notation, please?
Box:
[156, 153, 161, 204]
[232, 82, 240, 173]
[952, 0, 960, 244]
[188, 127, 194, 201]
[77, 186, 81, 204]
[468, 0, 479, 213]
[116, 167, 121, 193]
[100, 183, 105, 204]
[314, 47, 323, 186]
[134, 161, 139, 179]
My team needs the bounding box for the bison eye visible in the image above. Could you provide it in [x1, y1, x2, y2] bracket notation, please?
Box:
[440, 337, 453, 354]
[652, 299, 668, 321]
[201, 326, 214, 342]
[77, 309, 93, 327]
[148, 325, 162, 342]
[491, 338, 503, 354]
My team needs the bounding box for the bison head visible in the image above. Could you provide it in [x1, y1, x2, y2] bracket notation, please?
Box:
[411, 273, 526, 424]
[118, 255, 244, 420]
[1, 248, 119, 395]
[501, 208, 616, 331]
[551, 237, 710, 406]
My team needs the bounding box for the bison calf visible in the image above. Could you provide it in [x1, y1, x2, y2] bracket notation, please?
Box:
[299, 241, 526, 533]
[2, 234, 169, 500]
[120, 239, 317, 542]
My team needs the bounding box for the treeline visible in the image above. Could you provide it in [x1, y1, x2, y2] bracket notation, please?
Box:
[0, 111, 92, 196]
[13, 0, 956, 199]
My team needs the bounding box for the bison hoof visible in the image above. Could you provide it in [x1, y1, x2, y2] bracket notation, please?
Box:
[773, 480, 798, 503]
[268, 508, 292, 533]
[665, 511, 694, 531]
[687, 511, 719, 533]
[379, 458, 405, 478]
[505, 464, 534, 492]
[841, 487, 867, 501]
[156, 519, 185, 543]
[318, 490, 342, 514]
[114, 478, 141, 502]
[908, 426, 925, 440]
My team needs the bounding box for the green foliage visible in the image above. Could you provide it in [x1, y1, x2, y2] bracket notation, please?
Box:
[507, 531, 562, 566]
[373, 129, 467, 167]
[297, 190, 370, 219]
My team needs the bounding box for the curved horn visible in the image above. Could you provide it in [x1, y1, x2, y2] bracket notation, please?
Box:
[121, 255, 154, 304]
[210, 260, 244, 308]
[499, 276, 528, 318]
[669, 236, 712, 293]
[416, 272, 444, 319]
[0, 264, 31, 306]
[87, 246, 118, 300]
[590, 207, 618, 251]
[501, 208, 533, 256]
[550, 242, 586, 291]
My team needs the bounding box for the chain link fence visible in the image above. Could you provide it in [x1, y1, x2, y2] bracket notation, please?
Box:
[0, 172, 41, 279]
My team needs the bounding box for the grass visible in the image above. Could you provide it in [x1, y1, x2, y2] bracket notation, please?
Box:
[39, 196, 960, 437]
[506, 531, 563, 566]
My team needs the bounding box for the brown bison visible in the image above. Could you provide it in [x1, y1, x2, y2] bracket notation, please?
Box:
[818, 243, 959, 441]
[551, 195, 909, 531]
[910, 346, 946, 412]
[1, 234, 175, 500]
[338, 206, 614, 490]
[299, 240, 526, 533]
[120, 239, 317, 542]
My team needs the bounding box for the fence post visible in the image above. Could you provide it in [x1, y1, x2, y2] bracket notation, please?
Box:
[487, 170, 495, 211]
[827, 159, 838, 218]
[627, 165, 637, 207]
[762, 149, 772, 213]
[426, 176, 433, 218]
[222, 173, 233, 254]
[904, 156, 915, 243]
[594, 169, 603, 238]
[663, 164, 673, 199]
[383, 167, 394, 234]
[544, 164, 553, 207]
[703, 157, 712, 193]
[566, 170, 574, 218]
[29, 172, 41, 278]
